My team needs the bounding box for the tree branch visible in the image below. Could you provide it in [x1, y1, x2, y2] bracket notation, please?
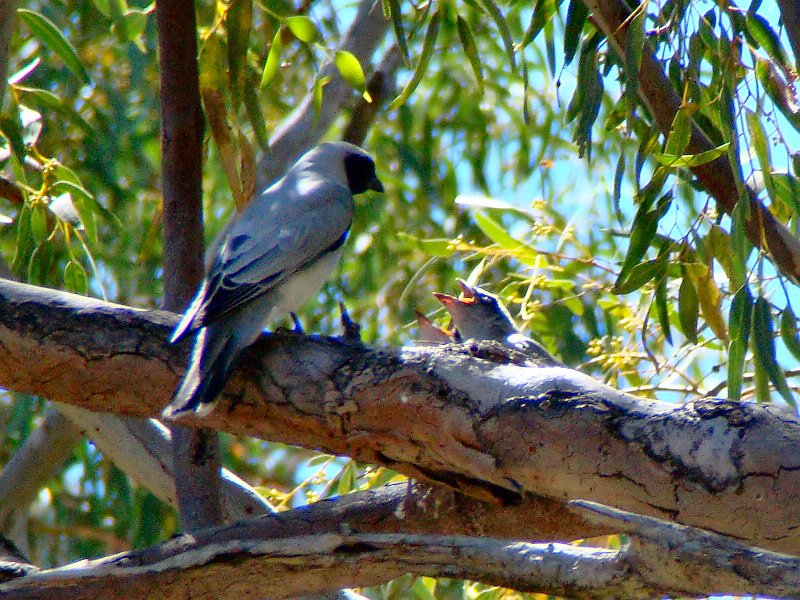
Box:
[4, 514, 798, 599]
[0, 279, 799, 555]
[156, 0, 223, 531]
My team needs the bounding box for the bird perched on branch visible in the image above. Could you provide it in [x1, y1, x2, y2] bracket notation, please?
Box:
[163, 142, 383, 417]
[432, 279, 561, 365]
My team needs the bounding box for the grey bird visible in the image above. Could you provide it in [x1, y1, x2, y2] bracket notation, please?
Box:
[163, 142, 383, 417]
[434, 279, 561, 365]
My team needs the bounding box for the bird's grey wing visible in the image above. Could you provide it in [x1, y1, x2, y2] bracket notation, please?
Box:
[189, 184, 353, 329]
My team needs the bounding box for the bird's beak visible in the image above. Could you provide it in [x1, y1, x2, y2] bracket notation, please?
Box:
[369, 176, 384, 193]
[433, 292, 457, 306]
[456, 279, 477, 302]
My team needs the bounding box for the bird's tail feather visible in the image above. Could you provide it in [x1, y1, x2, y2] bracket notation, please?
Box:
[162, 327, 243, 418]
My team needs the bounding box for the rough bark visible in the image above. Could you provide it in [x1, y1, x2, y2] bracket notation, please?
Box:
[0, 279, 799, 556]
[156, 0, 223, 531]
[4, 507, 799, 599]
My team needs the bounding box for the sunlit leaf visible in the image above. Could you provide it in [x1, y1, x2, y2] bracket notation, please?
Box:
[653, 143, 730, 167]
[286, 15, 317, 43]
[64, 260, 89, 295]
[745, 108, 777, 203]
[260, 29, 283, 89]
[685, 263, 728, 342]
[30, 203, 49, 244]
[335, 50, 366, 91]
[18, 9, 91, 85]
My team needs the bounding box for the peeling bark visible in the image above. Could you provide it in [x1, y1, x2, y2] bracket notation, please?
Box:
[0, 279, 799, 554]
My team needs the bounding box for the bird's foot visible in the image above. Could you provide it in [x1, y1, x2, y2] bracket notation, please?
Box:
[290, 312, 304, 334]
[339, 302, 362, 343]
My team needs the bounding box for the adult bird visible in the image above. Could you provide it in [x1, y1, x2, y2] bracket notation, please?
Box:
[434, 279, 562, 365]
[163, 142, 383, 417]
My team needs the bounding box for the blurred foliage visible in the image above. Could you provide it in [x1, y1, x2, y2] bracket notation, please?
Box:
[0, 0, 799, 597]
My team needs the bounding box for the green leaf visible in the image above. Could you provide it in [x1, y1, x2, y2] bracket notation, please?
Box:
[616, 192, 671, 286]
[312, 75, 331, 121]
[472, 211, 540, 266]
[474, 0, 516, 71]
[228, 0, 253, 107]
[396, 232, 455, 257]
[457, 16, 483, 94]
[613, 258, 662, 294]
[260, 29, 283, 89]
[752, 297, 794, 406]
[563, 0, 588, 67]
[745, 13, 789, 69]
[286, 15, 317, 43]
[30, 203, 49, 244]
[519, 0, 561, 52]
[780, 308, 800, 363]
[388, 11, 441, 110]
[727, 337, 746, 401]
[567, 32, 604, 158]
[655, 271, 672, 345]
[244, 86, 269, 150]
[771, 172, 800, 216]
[18, 9, 91, 85]
[623, 8, 645, 108]
[653, 143, 730, 167]
[730, 199, 752, 285]
[678, 272, 699, 343]
[745, 108, 777, 202]
[754, 357, 771, 404]
[334, 50, 367, 92]
[664, 107, 692, 156]
[0, 114, 26, 164]
[64, 260, 89, 295]
[12, 204, 32, 275]
[387, 0, 410, 65]
[756, 57, 800, 132]
[707, 224, 734, 282]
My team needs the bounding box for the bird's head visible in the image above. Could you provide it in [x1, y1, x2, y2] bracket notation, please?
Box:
[302, 141, 384, 196]
[434, 279, 519, 342]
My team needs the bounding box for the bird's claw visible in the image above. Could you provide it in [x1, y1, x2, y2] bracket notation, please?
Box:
[290, 312, 304, 334]
[339, 302, 362, 343]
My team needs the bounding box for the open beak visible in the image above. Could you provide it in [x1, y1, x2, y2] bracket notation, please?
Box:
[456, 279, 477, 302]
[433, 292, 457, 306]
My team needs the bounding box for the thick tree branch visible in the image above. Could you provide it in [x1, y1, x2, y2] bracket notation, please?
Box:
[156, 0, 223, 531]
[0, 410, 79, 532]
[1, 280, 799, 555]
[583, 0, 800, 282]
[3, 511, 798, 600]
